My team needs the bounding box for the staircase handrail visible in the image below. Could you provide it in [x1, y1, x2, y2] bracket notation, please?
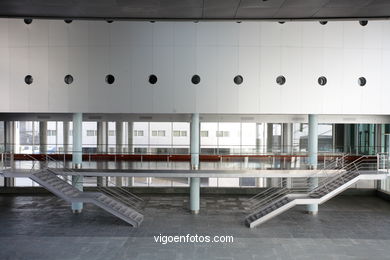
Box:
[248, 155, 374, 213]
[310, 156, 374, 194]
[44, 154, 144, 211]
[247, 154, 347, 207]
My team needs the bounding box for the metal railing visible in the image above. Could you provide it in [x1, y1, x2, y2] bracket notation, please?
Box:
[43, 154, 144, 212]
[0, 152, 144, 212]
[2, 150, 347, 172]
[247, 154, 380, 213]
[247, 155, 346, 206]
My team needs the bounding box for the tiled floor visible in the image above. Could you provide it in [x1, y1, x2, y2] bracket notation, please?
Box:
[0, 194, 390, 260]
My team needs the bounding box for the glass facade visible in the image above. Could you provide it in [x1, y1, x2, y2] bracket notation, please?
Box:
[2, 120, 389, 190]
[15, 121, 40, 154]
[133, 122, 190, 154]
[4, 120, 338, 156]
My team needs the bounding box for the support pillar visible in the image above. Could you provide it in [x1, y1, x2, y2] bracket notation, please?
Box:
[381, 125, 386, 153]
[4, 121, 15, 187]
[72, 113, 83, 213]
[282, 123, 292, 154]
[307, 114, 318, 215]
[39, 121, 48, 169]
[282, 123, 292, 172]
[97, 121, 107, 187]
[128, 122, 134, 186]
[115, 122, 123, 186]
[255, 123, 263, 154]
[97, 121, 108, 153]
[190, 113, 200, 214]
[39, 121, 47, 154]
[63, 121, 69, 154]
[369, 124, 375, 155]
[115, 122, 123, 154]
[334, 124, 344, 153]
[375, 124, 382, 154]
[266, 123, 273, 153]
[255, 123, 266, 185]
[353, 125, 359, 155]
[343, 124, 351, 154]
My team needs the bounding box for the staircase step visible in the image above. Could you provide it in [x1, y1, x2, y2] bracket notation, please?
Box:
[33, 171, 144, 227]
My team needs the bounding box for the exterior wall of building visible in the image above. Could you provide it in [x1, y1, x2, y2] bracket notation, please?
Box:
[0, 19, 389, 114]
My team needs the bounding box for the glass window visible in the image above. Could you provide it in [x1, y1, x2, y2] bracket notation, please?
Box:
[16, 121, 40, 154]
[108, 130, 115, 136]
[201, 131, 208, 137]
[83, 122, 97, 152]
[47, 130, 56, 136]
[158, 130, 165, 137]
[293, 123, 333, 152]
[173, 130, 187, 137]
[152, 130, 158, 136]
[133, 122, 149, 153]
[86, 130, 96, 136]
[241, 123, 256, 154]
[172, 122, 190, 154]
[134, 130, 144, 137]
[216, 131, 230, 137]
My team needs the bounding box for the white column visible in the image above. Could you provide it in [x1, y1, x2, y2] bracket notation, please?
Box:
[39, 121, 47, 154]
[190, 113, 200, 214]
[307, 114, 318, 214]
[71, 113, 83, 213]
[115, 122, 123, 186]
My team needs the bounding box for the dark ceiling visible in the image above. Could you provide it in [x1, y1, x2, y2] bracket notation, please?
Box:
[0, 0, 390, 20]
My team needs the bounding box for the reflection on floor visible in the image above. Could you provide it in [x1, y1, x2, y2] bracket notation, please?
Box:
[0, 194, 390, 259]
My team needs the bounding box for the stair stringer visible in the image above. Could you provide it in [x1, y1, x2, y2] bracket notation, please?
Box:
[247, 173, 388, 228]
[29, 170, 143, 227]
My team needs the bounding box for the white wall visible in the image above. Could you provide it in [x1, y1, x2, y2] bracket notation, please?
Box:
[0, 19, 389, 115]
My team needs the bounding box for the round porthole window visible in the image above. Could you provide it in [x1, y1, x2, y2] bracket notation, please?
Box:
[105, 74, 115, 84]
[64, 19, 73, 24]
[276, 76, 286, 85]
[358, 77, 367, 87]
[191, 75, 200, 85]
[234, 75, 243, 85]
[24, 19, 32, 25]
[318, 76, 327, 86]
[149, 74, 158, 85]
[359, 20, 368, 26]
[25, 75, 33, 85]
[64, 75, 74, 85]
[319, 21, 328, 25]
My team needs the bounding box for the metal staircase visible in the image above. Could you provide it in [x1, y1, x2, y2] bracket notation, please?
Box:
[30, 169, 144, 227]
[245, 155, 389, 228]
[31, 170, 83, 200]
[15, 154, 145, 227]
